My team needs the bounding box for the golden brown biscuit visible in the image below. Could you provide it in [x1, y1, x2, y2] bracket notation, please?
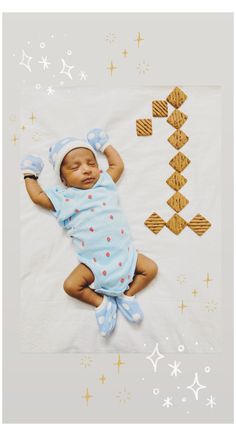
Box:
[167, 87, 187, 109]
[136, 118, 152, 136]
[188, 214, 212, 236]
[165, 213, 187, 235]
[168, 129, 189, 149]
[166, 171, 187, 191]
[169, 152, 191, 172]
[167, 109, 188, 129]
[167, 192, 189, 212]
[152, 100, 168, 117]
[144, 212, 165, 234]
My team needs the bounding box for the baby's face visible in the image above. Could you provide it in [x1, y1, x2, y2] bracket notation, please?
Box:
[60, 147, 100, 189]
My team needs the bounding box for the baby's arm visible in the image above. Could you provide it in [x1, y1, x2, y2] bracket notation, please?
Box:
[104, 145, 124, 183]
[24, 175, 55, 211]
[21, 154, 55, 211]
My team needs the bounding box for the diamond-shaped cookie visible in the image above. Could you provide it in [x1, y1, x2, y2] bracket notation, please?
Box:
[144, 212, 165, 234]
[188, 214, 212, 236]
[152, 100, 168, 117]
[167, 87, 187, 109]
[166, 214, 187, 235]
[167, 109, 188, 129]
[167, 192, 189, 212]
[166, 171, 187, 191]
[168, 129, 189, 150]
[136, 119, 152, 136]
[169, 152, 191, 172]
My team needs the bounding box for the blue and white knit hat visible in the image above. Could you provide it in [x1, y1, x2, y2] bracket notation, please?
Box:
[48, 137, 98, 182]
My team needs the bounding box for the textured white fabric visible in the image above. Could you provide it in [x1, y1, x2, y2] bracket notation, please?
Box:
[20, 86, 221, 352]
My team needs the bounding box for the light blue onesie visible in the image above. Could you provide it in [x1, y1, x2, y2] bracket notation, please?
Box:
[44, 171, 138, 297]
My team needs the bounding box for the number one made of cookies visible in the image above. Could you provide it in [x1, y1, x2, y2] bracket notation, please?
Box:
[138, 86, 212, 236]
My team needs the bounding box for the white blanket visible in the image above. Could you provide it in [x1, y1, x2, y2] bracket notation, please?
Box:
[20, 86, 221, 352]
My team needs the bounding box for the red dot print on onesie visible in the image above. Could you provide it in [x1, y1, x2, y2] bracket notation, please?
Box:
[118, 262, 122, 267]
[90, 208, 94, 212]
[99, 169, 103, 174]
[81, 241, 85, 247]
[89, 227, 94, 232]
[65, 198, 70, 202]
[102, 202, 106, 206]
[121, 229, 125, 235]
[107, 236, 111, 242]
[120, 278, 125, 283]
[75, 209, 80, 213]
[106, 252, 110, 257]
[93, 257, 97, 262]
[102, 270, 107, 276]
[88, 194, 92, 200]
[109, 215, 114, 220]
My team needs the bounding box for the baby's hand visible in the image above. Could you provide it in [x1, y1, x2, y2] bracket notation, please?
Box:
[20, 154, 44, 177]
[87, 128, 109, 153]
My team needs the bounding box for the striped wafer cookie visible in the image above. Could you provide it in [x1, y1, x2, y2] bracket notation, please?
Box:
[166, 171, 187, 191]
[166, 213, 187, 235]
[168, 129, 189, 149]
[152, 100, 168, 117]
[169, 152, 191, 172]
[144, 212, 165, 234]
[167, 192, 189, 212]
[188, 214, 212, 236]
[167, 109, 188, 129]
[136, 118, 152, 136]
[167, 87, 187, 109]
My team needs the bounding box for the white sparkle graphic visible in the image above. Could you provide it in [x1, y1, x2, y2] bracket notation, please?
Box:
[204, 366, 211, 373]
[178, 344, 185, 352]
[19, 49, 32, 72]
[206, 395, 216, 408]
[47, 86, 55, 96]
[153, 388, 160, 396]
[168, 361, 182, 377]
[35, 84, 41, 90]
[162, 397, 173, 408]
[38, 56, 51, 71]
[187, 372, 206, 400]
[79, 71, 88, 81]
[60, 58, 74, 80]
[146, 343, 165, 372]
[40, 42, 46, 48]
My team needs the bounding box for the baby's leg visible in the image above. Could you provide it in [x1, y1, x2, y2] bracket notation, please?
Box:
[63, 263, 103, 308]
[125, 253, 158, 297]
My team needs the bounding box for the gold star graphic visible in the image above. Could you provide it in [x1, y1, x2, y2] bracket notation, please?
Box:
[29, 112, 36, 124]
[178, 300, 188, 314]
[122, 49, 128, 57]
[203, 272, 213, 288]
[107, 61, 117, 77]
[192, 289, 198, 297]
[114, 354, 125, 373]
[135, 32, 144, 48]
[82, 388, 93, 406]
[99, 374, 106, 384]
[12, 134, 19, 145]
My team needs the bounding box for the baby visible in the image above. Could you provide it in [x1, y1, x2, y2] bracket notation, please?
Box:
[20, 129, 158, 337]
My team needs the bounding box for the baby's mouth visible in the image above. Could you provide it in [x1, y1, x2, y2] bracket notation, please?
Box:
[83, 177, 94, 184]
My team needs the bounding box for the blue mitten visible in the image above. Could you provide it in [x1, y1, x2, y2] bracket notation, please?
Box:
[87, 128, 109, 152]
[20, 154, 44, 177]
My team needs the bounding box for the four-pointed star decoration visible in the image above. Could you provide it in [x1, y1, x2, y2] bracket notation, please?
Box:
[60, 58, 74, 80]
[187, 372, 206, 400]
[146, 342, 165, 372]
[19, 49, 32, 72]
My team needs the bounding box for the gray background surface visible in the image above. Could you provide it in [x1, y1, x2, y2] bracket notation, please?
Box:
[3, 13, 234, 423]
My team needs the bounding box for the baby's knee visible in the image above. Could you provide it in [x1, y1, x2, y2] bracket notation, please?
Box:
[147, 261, 158, 280]
[63, 278, 83, 297]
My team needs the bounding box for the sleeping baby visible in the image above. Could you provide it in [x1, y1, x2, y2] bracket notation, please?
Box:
[20, 129, 158, 337]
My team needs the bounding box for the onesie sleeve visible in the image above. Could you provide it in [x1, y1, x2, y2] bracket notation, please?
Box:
[43, 185, 64, 219]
